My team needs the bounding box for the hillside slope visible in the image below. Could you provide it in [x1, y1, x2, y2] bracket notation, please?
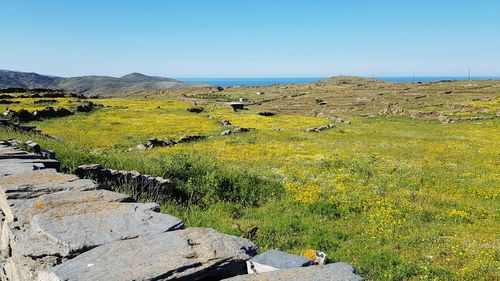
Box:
[0, 70, 203, 96]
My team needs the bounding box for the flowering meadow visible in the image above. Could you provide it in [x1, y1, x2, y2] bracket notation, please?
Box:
[1, 79, 498, 280]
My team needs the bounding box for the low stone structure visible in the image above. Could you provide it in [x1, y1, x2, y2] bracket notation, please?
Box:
[137, 135, 207, 150]
[2, 102, 100, 123]
[305, 123, 335, 133]
[0, 141, 363, 280]
[258, 111, 276, 117]
[229, 102, 246, 111]
[75, 164, 173, 201]
[0, 141, 257, 280]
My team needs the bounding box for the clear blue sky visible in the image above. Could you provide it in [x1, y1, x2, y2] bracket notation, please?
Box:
[1, 0, 499, 77]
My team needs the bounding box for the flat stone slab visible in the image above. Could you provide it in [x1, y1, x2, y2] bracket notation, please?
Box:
[38, 227, 257, 281]
[247, 249, 312, 273]
[7, 190, 131, 227]
[11, 158, 61, 170]
[7, 200, 184, 256]
[31, 201, 184, 253]
[223, 262, 364, 281]
[3, 192, 184, 280]
[0, 169, 99, 221]
[0, 161, 45, 177]
[2, 190, 133, 258]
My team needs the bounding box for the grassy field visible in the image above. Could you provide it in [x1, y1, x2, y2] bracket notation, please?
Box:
[1, 78, 499, 280]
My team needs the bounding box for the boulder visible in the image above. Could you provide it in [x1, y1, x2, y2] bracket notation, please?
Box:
[38, 228, 257, 281]
[223, 262, 364, 281]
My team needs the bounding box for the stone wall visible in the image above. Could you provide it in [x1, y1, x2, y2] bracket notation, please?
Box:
[0, 140, 363, 281]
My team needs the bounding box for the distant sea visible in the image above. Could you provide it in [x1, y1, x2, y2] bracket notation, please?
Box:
[177, 76, 500, 86]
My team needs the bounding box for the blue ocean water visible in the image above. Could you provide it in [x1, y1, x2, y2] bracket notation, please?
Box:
[177, 76, 499, 86]
[177, 77, 325, 86]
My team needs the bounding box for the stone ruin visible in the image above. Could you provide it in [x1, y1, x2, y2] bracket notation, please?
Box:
[2, 102, 101, 123]
[75, 164, 173, 202]
[137, 135, 207, 150]
[218, 119, 254, 136]
[257, 111, 276, 117]
[229, 102, 246, 112]
[0, 140, 364, 280]
[305, 123, 335, 133]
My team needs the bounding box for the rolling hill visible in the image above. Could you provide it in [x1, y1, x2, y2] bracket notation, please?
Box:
[0, 70, 204, 96]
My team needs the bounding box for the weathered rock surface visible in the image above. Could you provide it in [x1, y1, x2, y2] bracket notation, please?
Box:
[223, 262, 364, 281]
[0, 169, 99, 221]
[31, 201, 184, 252]
[246, 249, 312, 273]
[38, 228, 257, 281]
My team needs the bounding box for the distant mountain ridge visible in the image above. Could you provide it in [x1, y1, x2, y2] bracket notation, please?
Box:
[0, 70, 204, 96]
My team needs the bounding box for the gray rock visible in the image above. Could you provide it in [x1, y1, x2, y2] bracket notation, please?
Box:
[223, 262, 364, 281]
[136, 143, 147, 150]
[38, 228, 257, 281]
[10, 190, 132, 225]
[0, 162, 45, 177]
[247, 249, 312, 273]
[30, 201, 183, 254]
[3, 254, 62, 281]
[3, 196, 183, 280]
[0, 169, 99, 221]
[25, 141, 41, 153]
[2, 191, 133, 258]
[12, 158, 61, 170]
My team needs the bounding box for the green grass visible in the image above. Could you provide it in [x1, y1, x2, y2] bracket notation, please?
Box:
[1, 84, 499, 280]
